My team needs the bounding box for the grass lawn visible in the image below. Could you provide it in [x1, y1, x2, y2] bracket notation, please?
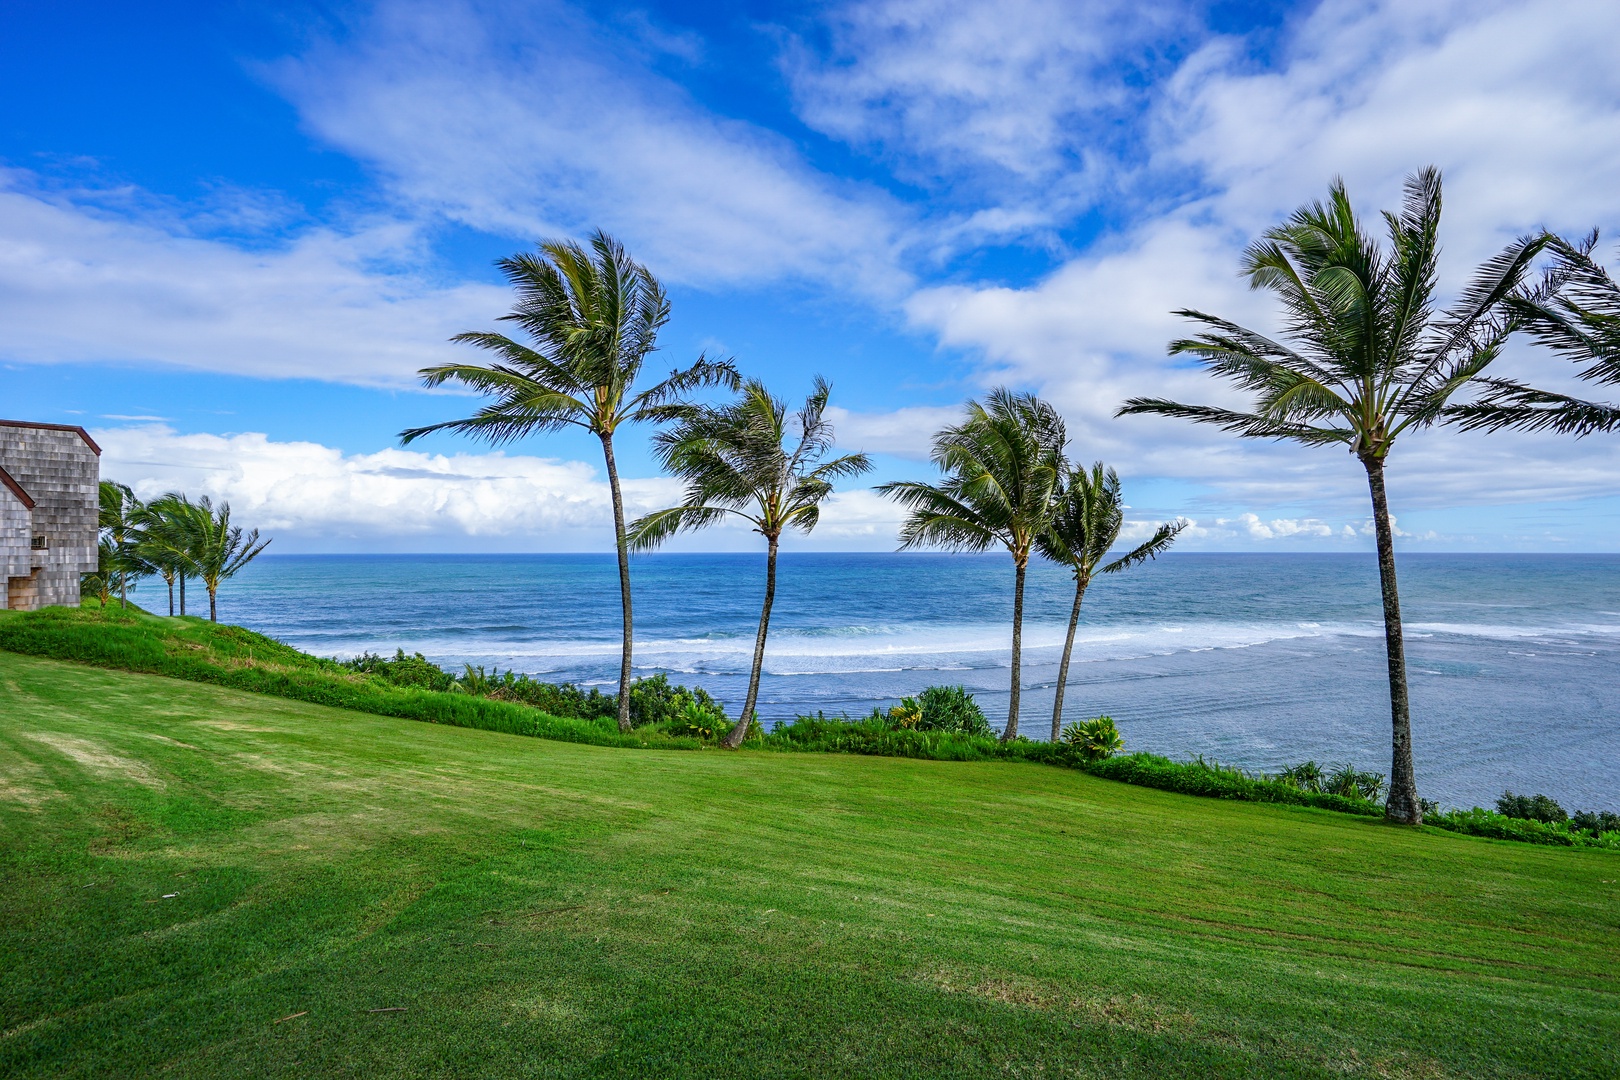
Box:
[1, 650, 1616, 1078]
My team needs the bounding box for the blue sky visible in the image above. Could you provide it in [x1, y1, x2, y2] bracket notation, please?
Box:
[3, 0, 1618, 552]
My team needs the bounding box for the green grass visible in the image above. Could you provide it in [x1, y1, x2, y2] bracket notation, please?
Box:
[1, 650, 1616, 1077]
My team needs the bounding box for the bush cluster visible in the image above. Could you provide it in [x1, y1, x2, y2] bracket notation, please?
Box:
[1493, 790, 1620, 838]
[340, 651, 724, 732]
[877, 685, 993, 736]
[1276, 760, 1386, 801]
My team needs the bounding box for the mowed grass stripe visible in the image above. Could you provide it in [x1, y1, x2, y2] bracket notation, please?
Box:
[0, 650, 1615, 1078]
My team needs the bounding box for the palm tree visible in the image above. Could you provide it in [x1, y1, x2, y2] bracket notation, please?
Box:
[878, 389, 1066, 741]
[1117, 168, 1551, 824]
[98, 480, 145, 608]
[1450, 235, 1620, 435]
[401, 231, 738, 733]
[628, 377, 871, 748]
[159, 495, 270, 622]
[1037, 462, 1184, 741]
[135, 493, 199, 616]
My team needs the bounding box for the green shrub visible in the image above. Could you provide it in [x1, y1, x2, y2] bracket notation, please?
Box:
[342, 649, 456, 692]
[1571, 809, 1620, 837]
[1060, 716, 1124, 761]
[1495, 790, 1568, 824]
[916, 685, 992, 736]
[1278, 761, 1324, 792]
[1326, 763, 1385, 802]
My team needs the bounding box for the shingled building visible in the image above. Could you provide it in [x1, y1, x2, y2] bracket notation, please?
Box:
[1, 420, 101, 610]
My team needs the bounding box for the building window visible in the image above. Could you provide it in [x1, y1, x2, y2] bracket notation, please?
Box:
[30, 535, 48, 550]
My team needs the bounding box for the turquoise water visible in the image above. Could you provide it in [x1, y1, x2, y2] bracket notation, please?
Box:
[212, 552, 1620, 811]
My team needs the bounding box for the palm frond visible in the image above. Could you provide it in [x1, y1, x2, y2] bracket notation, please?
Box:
[1447, 379, 1620, 436]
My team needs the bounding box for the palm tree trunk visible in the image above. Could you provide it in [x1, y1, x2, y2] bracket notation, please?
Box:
[1051, 576, 1087, 742]
[208, 583, 218, 623]
[1003, 557, 1027, 741]
[600, 434, 635, 734]
[727, 536, 779, 749]
[166, 574, 174, 616]
[1362, 454, 1421, 825]
[179, 575, 186, 616]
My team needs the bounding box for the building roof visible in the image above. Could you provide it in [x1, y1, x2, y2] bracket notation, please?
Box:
[0, 463, 35, 509]
[0, 418, 102, 456]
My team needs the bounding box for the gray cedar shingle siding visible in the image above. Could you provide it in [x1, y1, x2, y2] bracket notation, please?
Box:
[0, 421, 101, 610]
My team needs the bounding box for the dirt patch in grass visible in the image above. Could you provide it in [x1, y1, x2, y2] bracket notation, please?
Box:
[22, 733, 164, 789]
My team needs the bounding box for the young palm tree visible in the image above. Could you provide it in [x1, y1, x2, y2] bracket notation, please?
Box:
[1117, 168, 1551, 824]
[174, 496, 271, 622]
[627, 377, 871, 748]
[135, 493, 199, 616]
[98, 480, 145, 608]
[878, 389, 1066, 741]
[1450, 235, 1620, 435]
[1037, 462, 1184, 741]
[401, 231, 738, 733]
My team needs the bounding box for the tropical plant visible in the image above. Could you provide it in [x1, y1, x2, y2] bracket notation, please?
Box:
[174, 496, 270, 622]
[1060, 715, 1124, 760]
[878, 389, 1066, 741]
[1325, 763, 1385, 802]
[1449, 234, 1620, 435]
[916, 684, 991, 736]
[1037, 461, 1183, 740]
[97, 480, 146, 608]
[628, 377, 872, 747]
[1116, 168, 1555, 824]
[401, 232, 737, 732]
[887, 697, 923, 728]
[1278, 760, 1325, 792]
[81, 537, 116, 608]
[134, 493, 200, 616]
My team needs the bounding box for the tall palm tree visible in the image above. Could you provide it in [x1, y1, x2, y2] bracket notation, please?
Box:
[1037, 462, 1184, 741]
[181, 496, 271, 622]
[1450, 235, 1620, 435]
[878, 389, 1066, 741]
[401, 231, 738, 733]
[98, 480, 145, 608]
[1117, 168, 1551, 824]
[627, 377, 871, 748]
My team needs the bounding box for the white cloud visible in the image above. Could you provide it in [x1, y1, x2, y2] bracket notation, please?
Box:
[899, 0, 1620, 513]
[785, 0, 1183, 194]
[0, 171, 500, 383]
[274, 0, 912, 294]
[93, 424, 904, 552]
[824, 403, 963, 459]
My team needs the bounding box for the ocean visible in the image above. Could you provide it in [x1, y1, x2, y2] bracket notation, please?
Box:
[211, 552, 1620, 812]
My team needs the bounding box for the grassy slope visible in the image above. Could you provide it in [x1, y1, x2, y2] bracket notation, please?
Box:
[1, 652, 1616, 1079]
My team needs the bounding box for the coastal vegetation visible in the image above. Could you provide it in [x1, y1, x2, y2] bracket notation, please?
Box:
[91, 482, 269, 621]
[1117, 168, 1560, 825]
[628, 376, 872, 746]
[1037, 463, 1183, 741]
[3, 648, 1616, 1078]
[400, 231, 738, 732]
[878, 389, 1068, 741]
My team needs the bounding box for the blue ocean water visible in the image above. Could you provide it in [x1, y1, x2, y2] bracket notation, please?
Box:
[211, 552, 1620, 812]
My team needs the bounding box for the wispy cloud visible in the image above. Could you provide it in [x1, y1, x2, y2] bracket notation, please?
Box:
[272, 0, 913, 294]
[0, 170, 500, 384]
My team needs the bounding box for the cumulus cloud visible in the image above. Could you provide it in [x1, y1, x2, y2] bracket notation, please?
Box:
[898, 0, 1620, 513]
[0, 171, 499, 383]
[93, 424, 906, 552]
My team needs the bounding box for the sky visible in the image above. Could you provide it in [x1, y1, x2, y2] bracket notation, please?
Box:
[3, 0, 1619, 553]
